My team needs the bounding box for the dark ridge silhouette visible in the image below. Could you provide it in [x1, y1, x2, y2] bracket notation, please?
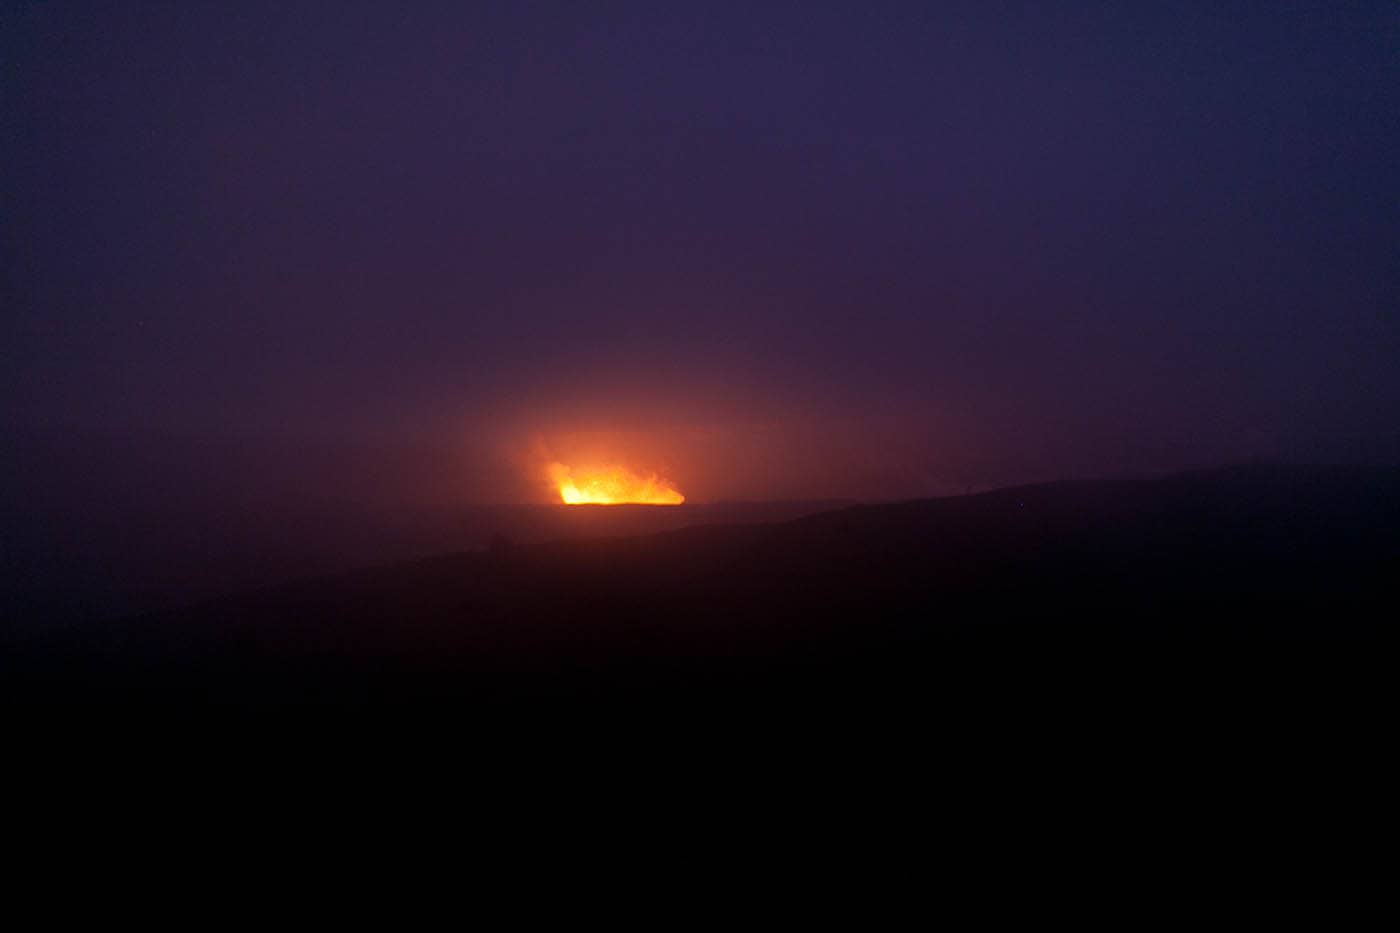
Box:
[0, 497, 853, 626]
[3, 465, 1395, 732]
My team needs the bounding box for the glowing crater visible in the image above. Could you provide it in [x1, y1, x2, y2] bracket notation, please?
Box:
[547, 461, 684, 505]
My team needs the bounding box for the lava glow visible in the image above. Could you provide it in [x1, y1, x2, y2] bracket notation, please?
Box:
[547, 461, 685, 505]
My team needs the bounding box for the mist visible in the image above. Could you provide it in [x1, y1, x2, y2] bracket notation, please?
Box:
[4, 2, 1398, 624]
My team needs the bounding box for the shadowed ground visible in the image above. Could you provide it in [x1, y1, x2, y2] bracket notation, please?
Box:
[4, 465, 1393, 740]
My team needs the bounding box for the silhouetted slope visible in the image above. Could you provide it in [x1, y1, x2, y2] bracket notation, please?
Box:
[0, 494, 850, 625]
[4, 465, 1396, 718]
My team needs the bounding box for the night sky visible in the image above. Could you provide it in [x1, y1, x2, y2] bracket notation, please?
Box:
[5, 2, 1398, 505]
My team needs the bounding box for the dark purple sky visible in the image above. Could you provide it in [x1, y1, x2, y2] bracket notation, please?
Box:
[4, 2, 1398, 504]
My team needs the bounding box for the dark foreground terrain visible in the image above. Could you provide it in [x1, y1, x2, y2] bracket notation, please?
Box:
[3, 465, 1395, 737]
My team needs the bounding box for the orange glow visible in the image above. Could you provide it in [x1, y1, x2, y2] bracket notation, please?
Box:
[547, 461, 685, 505]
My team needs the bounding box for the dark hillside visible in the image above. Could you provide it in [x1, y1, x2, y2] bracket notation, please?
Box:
[4, 466, 1395, 727]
